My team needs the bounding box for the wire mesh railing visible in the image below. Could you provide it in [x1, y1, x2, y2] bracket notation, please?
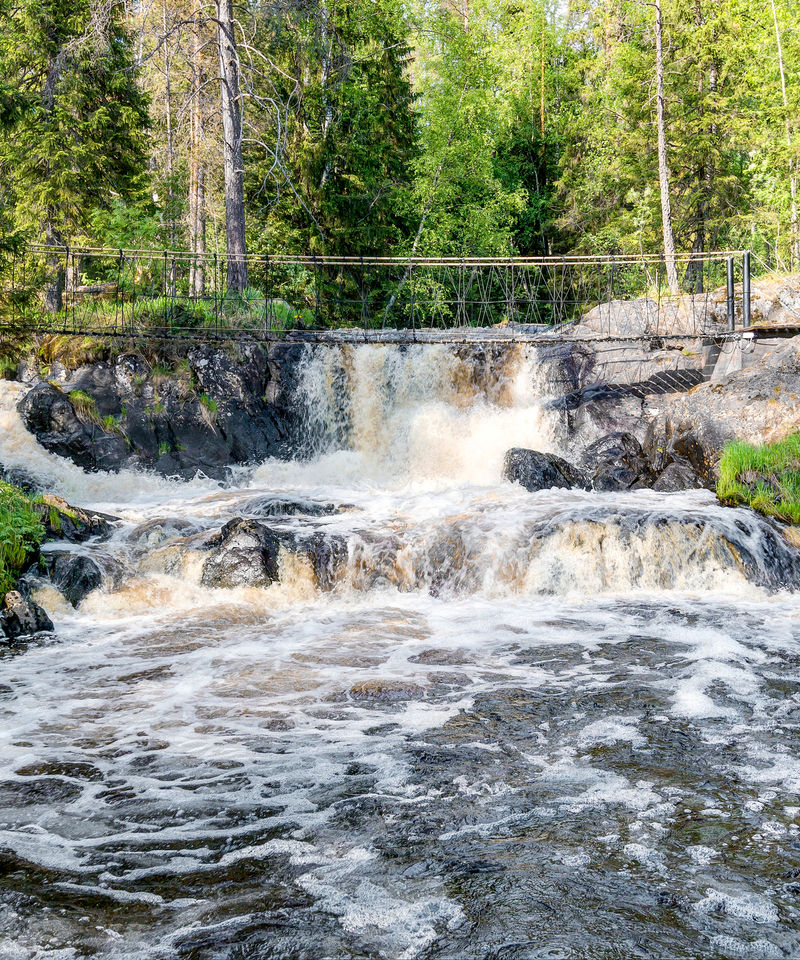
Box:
[0, 246, 756, 340]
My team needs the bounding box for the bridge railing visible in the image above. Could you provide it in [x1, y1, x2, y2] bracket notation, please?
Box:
[0, 246, 751, 339]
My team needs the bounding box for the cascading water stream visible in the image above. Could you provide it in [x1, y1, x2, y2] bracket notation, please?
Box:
[1, 343, 799, 960]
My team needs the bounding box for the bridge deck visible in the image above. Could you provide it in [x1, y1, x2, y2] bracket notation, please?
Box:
[0, 322, 752, 347]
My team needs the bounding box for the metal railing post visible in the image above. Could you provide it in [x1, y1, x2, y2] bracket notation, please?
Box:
[264, 254, 272, 340]
[726, 256, 735, 331]
[743, 250, 751, 329]
[213, 253, 219, 336]
[313, 254, 320, 328]
[118, 249, 123, 334]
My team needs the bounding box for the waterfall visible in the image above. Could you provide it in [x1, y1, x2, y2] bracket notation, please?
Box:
[265, 342, 563, 488]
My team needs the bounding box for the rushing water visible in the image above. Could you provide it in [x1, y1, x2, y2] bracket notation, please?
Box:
[1, 345, 800, 960]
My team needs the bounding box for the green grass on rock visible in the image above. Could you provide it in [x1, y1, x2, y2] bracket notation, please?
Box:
[717, 433, 800, 524]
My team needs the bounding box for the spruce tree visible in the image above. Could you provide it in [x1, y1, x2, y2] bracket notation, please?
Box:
[0, 0, 149, 310]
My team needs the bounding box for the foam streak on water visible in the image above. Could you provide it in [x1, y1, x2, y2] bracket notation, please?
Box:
[0, 346, 799, 960]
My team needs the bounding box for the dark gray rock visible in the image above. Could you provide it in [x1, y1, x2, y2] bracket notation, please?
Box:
[33, 494, 116, 543]
[17, 344, 301, 480]
[293, 532, 348, 591]
[201, 519, 283, 589]
[503, 448, 589, 492]
[18, 382, 129, 473]
[1, 591, 53, 641]
[38, 551, 120, 607]
[200, 518, 348, 591]
[652, 461, 703, 492]
[583, 432, 654, 491]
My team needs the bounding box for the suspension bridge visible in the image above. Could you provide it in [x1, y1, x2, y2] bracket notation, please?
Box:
[1, 245, 784, 346]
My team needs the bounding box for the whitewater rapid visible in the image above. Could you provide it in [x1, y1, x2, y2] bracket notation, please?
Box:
[1, 344, 799, 960]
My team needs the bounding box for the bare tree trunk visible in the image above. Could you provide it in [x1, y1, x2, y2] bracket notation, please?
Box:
[687, 0, 713, 293]
[655, 0, 679, 294]
[189, 14, 206, 297]
[217, 0, 248, 294]
[43, 216, 65, 314]
[770, 0, 799, 270]
[540, 2, 545, 139]
[162, 0, 177, 295]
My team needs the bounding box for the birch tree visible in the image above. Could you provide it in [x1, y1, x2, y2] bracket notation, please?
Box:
[654, 0, 679, 293]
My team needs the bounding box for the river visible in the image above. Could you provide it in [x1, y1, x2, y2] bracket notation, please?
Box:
[0, 344, 798, 959]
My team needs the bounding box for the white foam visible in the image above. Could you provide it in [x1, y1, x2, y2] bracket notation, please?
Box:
[695, 888, 779, 924]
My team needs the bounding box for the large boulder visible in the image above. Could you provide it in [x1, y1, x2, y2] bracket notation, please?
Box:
[17, 344, 300, 480]
[652, 461, 703, 492]
[503, 448, 589, 492]
[38, 551, 121, 607]
[1, 591, 53, 641]
[200, 519, 348, 591]
[201, 519, 283, 589]
[18, 382, 128, 473]
[658, 335, 800, 481]
[582, 432, 654, 491]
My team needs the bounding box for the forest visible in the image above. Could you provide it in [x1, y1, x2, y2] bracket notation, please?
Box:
[0, 0, 798, 300]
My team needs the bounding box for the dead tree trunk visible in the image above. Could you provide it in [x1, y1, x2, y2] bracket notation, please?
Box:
[43, 216, 65, 314]
[655, 0, 679, 294]
[189, 14, 206, 297]
[216, 0, 248, 294]
[162, 0, 176, 295]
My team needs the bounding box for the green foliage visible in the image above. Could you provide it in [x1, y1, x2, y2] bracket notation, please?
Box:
[245, 0, 417, 258]
[0, 481, 44, 595]
[717, 433, 800, 523]
[2, 0, 800, 294]
[0, 0, 149, 246]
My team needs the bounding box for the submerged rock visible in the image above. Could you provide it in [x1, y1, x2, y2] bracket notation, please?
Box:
[503, 448, 589, 492]
[239, 495, 348, 519]
[0, 591, 53, 641]
[294, 531, 348, 591]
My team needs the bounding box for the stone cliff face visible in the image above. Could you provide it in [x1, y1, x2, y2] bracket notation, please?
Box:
[9, 328, 800, 489]
[15, 342, 308, 479]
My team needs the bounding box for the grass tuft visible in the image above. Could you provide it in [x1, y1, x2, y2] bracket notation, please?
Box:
[717, 433, 800, 524]
[68, 389, 100, 423]
[199, 392, 218, 414]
